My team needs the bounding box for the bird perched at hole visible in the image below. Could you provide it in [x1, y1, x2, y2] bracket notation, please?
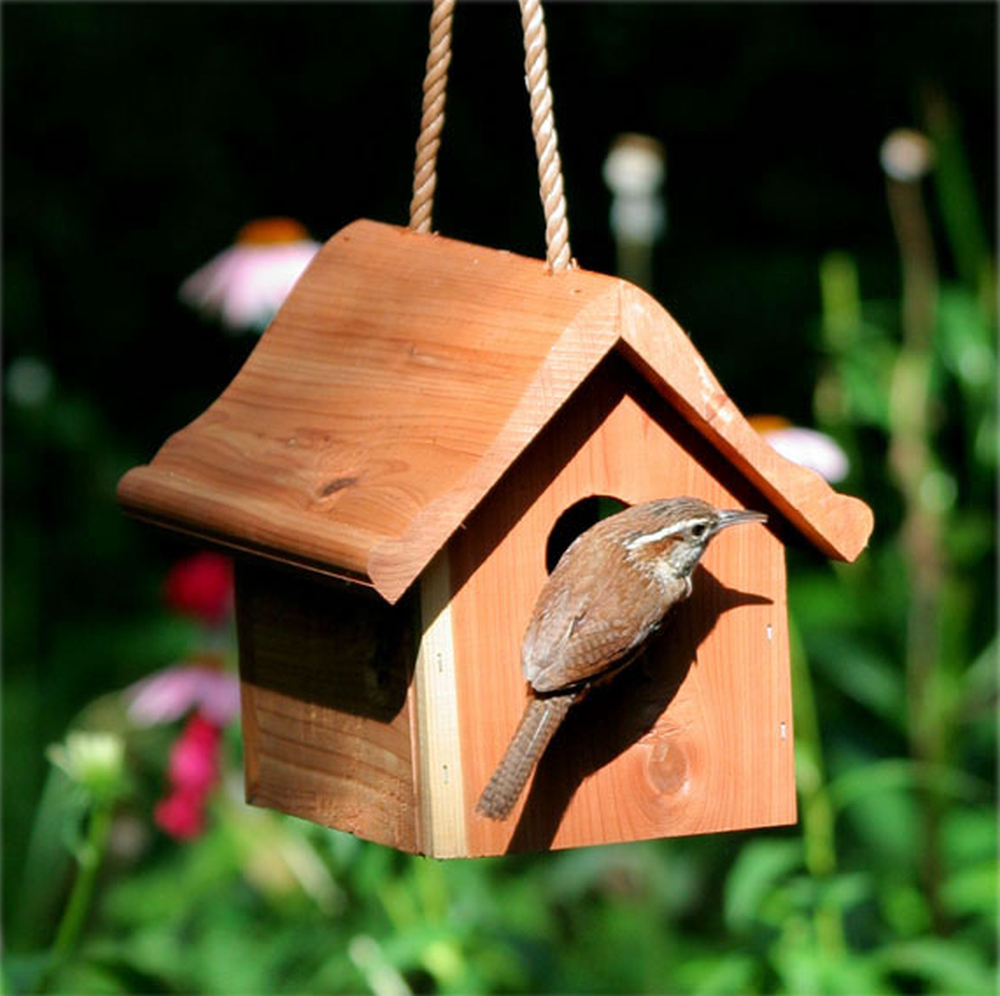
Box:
[475, 496, 767, 821]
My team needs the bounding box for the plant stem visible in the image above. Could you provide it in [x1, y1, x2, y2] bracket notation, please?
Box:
[790, 614, 846, 957]
[885, 171, 950, 933]
[50, 799, 113, 963]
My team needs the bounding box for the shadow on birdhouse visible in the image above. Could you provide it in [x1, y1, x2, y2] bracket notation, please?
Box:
[118, 219, 873, 857]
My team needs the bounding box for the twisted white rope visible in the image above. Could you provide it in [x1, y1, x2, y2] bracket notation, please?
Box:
[409, 0, 455, 233]
[518, 0, 572, 271]
[409, 0, 573, 273]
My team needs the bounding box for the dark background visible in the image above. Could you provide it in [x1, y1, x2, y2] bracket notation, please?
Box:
[3, 0, 996, 973]
[5, 2, 995, 434]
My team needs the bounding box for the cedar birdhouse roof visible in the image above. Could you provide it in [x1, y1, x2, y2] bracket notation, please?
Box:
[118, 219, 873, 603]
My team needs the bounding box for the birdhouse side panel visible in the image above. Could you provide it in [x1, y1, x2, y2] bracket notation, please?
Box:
[235, 561, 419, 852]
[447, 353, 796, 856]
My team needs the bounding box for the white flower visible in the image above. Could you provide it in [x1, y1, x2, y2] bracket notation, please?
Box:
[880, 129, 934, 183]
[604, 133, 666, 198]
[180, 217, 321, 333]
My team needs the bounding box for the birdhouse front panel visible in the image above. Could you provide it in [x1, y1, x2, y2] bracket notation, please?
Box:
[441, 352, 795, 857]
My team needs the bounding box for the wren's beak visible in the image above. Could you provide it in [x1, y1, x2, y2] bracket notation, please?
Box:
[715, 508, 768, 533]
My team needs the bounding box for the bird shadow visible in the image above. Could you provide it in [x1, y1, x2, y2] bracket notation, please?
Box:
[503, 566, 771, 854]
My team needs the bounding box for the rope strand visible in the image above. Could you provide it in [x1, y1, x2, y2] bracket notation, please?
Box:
[409, 0, 573, 272]
[409, 0, 456, 233]
[518, 0, 572, 271]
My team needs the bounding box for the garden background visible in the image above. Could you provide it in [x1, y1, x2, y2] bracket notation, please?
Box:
[3, 3, 996, 993]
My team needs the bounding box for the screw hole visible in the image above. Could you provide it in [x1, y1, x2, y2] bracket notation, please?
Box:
[545, 495, 628, 573]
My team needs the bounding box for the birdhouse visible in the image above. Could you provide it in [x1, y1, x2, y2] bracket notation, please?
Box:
[118, 218, 873, 858]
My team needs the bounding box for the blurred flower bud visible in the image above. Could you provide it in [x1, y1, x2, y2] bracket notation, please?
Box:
[163, 551, 234, 626]
[880, 129, 934, 182]
[603, 133, 667, 243]
[48, 731, 127, 802]
[5, 356, 54, 408]
[180, 217, 321, 333]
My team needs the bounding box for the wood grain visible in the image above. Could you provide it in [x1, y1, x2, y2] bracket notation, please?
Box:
[118, 218, 872, 605]
[449, 356, 796, 855]
[234, 560, 418, 851]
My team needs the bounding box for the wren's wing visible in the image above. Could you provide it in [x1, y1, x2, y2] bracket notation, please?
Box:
[522, 530, 675, 694]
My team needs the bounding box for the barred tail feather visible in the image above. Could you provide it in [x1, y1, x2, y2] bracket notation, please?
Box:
[475, 693, 575, 820]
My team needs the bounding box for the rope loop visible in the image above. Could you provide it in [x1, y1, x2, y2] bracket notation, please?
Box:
[408, 0, 573, 272]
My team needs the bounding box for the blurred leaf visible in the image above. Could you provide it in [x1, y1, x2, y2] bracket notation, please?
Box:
[811, 637, 906, 728]
[774, 937, 889, 996]
[937, 288, 995, 394]
[723, 838, 804, 934]
[347, 934, 411, 996]
[924, 93, 993, 302]
[878, 937, 997, 995]
[545, 840, 701, 918]
[880, 880, 933, 938]
[945, 513, 997, 571]
[830, 758, 987, 814]
[674, 952, 760, 995]
[816, 870, 874, 914]
[42, 954, 131, 995]
[942, 805, 998, 863]
[9, 765, 81, 949]
[836, 334, 898, 429]
[832, 760, 922, 874]
[819, 251, 864, 352]
[942, 862, 998, 923]
[940, 807, 998, 924]
[2, 952, 54, 995]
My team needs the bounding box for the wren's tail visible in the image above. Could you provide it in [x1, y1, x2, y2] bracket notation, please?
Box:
[475, 692, 575, 820]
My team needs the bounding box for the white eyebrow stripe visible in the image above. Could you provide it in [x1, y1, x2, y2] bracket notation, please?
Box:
[624, 518, 705, 550]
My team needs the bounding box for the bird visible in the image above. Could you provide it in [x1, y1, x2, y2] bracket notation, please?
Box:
[475, 496, 767, 821]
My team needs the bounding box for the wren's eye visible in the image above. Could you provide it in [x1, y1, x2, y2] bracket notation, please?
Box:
[690, 523, 708, 540]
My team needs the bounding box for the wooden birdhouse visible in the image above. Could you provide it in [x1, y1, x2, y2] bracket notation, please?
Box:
[118, 218, 873, 857]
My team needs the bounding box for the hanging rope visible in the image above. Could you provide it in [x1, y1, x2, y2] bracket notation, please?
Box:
[408, 0, 573, 272]
[517, 0, 572, 272]
[409, 0, 456, 234]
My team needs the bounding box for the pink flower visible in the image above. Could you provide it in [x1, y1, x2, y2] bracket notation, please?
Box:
[127, 663, 241, 728]
[163, 552, 233, 625]
[179, 217, 321, 333]
[154, 712, 222, 840]
[750, 415, 850, 483]
[154, 786, 207, 839]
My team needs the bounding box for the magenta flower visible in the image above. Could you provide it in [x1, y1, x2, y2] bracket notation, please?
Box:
[163, 551, 233, 626]
[179, 217, 321, 333]
[166, 712, 221, 793]
[154, 786, 208, 839]
[154, 712, 222, 840]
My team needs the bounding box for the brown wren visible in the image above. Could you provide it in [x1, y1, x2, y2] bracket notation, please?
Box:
[475, 496, 767, 821]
